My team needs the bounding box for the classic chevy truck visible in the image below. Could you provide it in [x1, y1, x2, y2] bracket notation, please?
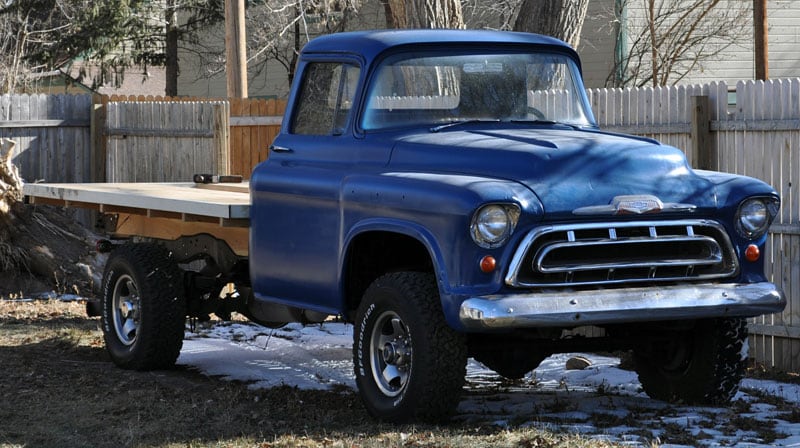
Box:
[25, 30, 785, 422]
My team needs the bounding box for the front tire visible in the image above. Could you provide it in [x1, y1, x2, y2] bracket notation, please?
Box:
[101, 243, 186, 370]
[353, 272, 467, 423]
[634, 318, 748, 404]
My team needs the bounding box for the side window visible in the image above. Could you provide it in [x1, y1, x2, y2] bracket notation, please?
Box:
[291, 62, 360, 135]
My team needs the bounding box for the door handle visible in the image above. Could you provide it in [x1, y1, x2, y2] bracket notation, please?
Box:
[269, 144, 293, 153]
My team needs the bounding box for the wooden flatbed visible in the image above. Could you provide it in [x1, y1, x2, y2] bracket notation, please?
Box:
[23, 182, 251, 256]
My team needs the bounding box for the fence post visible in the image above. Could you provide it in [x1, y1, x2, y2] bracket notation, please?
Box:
[214, 102, 231, 175]
[90, 94, 108, 182]
[691, 95, 711, 170]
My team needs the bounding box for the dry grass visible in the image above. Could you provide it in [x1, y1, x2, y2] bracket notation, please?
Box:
[0, 299, 622, 448]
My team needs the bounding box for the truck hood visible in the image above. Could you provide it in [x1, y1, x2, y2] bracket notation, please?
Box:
[387, 127, 716, 218]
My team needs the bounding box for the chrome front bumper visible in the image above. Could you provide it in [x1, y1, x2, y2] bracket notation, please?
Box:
[458, 282, 785, 330]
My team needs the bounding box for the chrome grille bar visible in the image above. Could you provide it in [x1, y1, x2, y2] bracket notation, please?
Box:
[506, 219, 738, 288]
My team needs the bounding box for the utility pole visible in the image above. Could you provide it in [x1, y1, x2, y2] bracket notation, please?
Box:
[754, 0, 768, 80]
[225, 0, 248, 98]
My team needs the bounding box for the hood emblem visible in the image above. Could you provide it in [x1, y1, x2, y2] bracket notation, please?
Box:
[573, 195, 697, 216]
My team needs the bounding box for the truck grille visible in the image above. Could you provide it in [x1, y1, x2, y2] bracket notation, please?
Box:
[505, 220, 738, 287]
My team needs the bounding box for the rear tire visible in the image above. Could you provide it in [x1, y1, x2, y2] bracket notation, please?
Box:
[353, 272, 467, 423]
[634, 318, 747, 404]
[101, 243, 186, 370]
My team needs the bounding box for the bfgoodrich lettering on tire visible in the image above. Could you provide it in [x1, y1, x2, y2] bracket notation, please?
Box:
[101, 243, 186, 370]
[353, 272, 467, 423]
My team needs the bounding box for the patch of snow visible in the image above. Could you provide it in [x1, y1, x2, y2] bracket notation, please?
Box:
[178, 321, 800, 447]
[0, 292, 90, 302]
[181, 322, 354, 390]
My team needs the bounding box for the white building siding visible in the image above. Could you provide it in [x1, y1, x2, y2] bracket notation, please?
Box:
[576, 1, 619, 88]
[617, 0, 800, 86]
[767, 2, 800, 76]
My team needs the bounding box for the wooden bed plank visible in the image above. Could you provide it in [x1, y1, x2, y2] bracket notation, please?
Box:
[23, 182, 250, 220]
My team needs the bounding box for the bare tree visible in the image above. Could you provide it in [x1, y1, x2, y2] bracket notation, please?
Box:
[608, 0, 751, 87]
[0, 1, 73, 92]
[0, 6, 29, 92]
[512, 0, 590, 48]
[0, 0, 223, 95]
[0, 0, 168, 93]
[242, 0, 361, 87]
[384, 0, 464, 29]
[461, 0, 519, 30]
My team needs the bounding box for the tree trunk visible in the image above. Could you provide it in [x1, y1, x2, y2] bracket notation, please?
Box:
[385, 0, 464, 29]
[288, 4, 300, 85]
[512, 0, 589, 48]
[165, 0, 179, 97]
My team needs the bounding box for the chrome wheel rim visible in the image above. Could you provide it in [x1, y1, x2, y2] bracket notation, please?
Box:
[112, 274, 140, 346]
[369, 310, 412, 397]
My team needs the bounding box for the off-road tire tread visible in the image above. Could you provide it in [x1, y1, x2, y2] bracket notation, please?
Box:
[635, 317, 747, 404]
[354, 272, 467, 423]
[102, 243, 186, 371]
[707, 317, 748, 403]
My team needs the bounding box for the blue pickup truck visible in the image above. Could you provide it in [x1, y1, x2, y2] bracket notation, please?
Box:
[79, 30, 785, 422]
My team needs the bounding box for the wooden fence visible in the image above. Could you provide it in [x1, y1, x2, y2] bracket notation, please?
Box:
[0, 94, 92, 184]
[229, 98, 286, 178]
[588, 80, 800, 371]
[102, 97, 230, 182]
[97, 95, 285, 180]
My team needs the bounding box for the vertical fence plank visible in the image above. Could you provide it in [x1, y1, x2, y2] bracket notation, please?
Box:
[229, 98, 243, 177]
[214, 103, 231, 175]
[691, 95, 710, 169]
[241, 100, 253, 176]
[711, 82, 728, 172]
[257, 99, 269, 165]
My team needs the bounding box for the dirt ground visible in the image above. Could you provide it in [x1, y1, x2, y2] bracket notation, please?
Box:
[0, 300, 618, 448]
[0, 300, 369, 447]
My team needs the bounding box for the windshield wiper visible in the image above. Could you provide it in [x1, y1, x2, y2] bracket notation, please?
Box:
[429, 119, 499, 133]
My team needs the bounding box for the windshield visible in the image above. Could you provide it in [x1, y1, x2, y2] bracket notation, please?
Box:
[362, 51, 593, 131]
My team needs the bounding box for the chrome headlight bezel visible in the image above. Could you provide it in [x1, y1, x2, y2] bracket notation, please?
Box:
[470, 204, 521, 249]
[735, 197, 779, 239]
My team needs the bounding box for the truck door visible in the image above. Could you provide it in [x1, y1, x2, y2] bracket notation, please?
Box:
[249, 59, 361, 315]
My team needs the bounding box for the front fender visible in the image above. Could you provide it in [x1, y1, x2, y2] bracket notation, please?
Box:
[343, 217, 450, 291]
[340, 172, 543, 329]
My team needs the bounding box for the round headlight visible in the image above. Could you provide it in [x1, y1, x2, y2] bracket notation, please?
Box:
[471, 204, 520, 248]
[736, 198, 770, 238]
